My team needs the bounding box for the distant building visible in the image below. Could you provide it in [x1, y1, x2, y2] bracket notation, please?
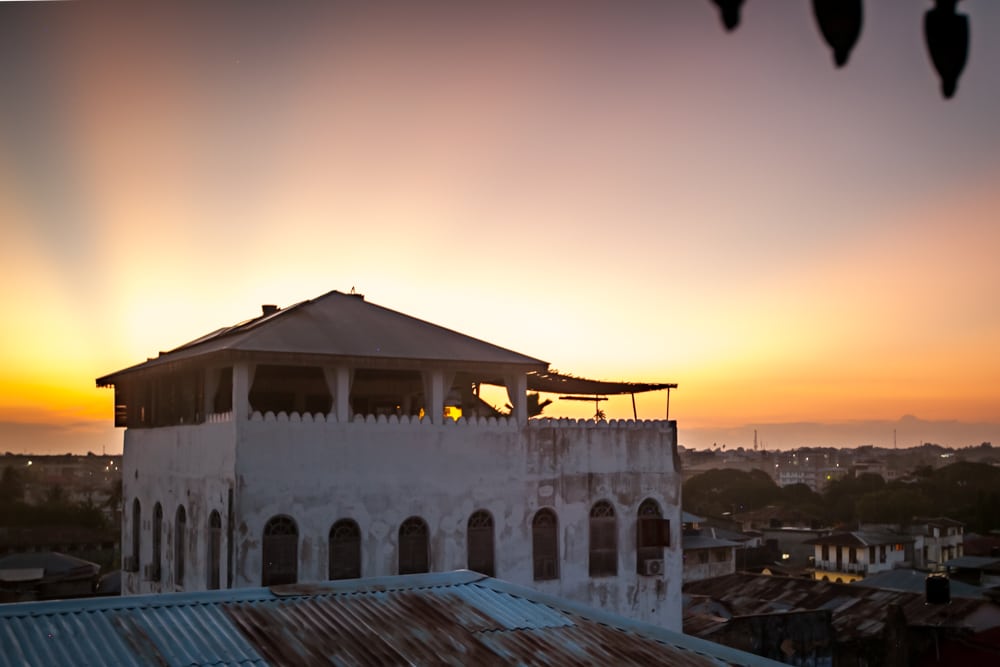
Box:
[806, 532, 914, 583]
[96, 291, 684, 629]
[0, 551, 100, 603]
[776, 465, 846, 492]
[860, 517, 965, 570]
[910, 517, 964, 568]
[758, 527, 830, 573]
[776, 466, 815, 489]
[944, 556, 1000, 588]
[0, 525, 117, 572]
[685, 572, 1000, 666]
[682, 512, 739, 583]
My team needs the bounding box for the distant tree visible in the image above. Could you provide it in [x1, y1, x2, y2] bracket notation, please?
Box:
[0, 465, 25, 504]
[43, 484, 67, 507]
[105, 476, 123, 514]
[821, 473, 886, 525]
[504, 392, 553, 419]
[683, 468, 781, 517]
[779, 483, 822, 507]
[856, 488, 932, 525]
[917, 462, 1000, 531]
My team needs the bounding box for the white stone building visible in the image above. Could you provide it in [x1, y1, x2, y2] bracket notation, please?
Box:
[97, 291, 684, 630]
[806, 532, 914, 583]
[911, 517, 964, 568]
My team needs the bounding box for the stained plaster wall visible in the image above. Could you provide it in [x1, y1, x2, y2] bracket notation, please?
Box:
[122, 417, 237, 595]
[233, 414, 683, 631]
[684, 551, 737, 583]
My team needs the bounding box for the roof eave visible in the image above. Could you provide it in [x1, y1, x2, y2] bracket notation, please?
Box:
[96, 350, 548, 388]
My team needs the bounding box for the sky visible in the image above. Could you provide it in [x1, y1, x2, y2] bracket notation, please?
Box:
[1, 1, 999, 455]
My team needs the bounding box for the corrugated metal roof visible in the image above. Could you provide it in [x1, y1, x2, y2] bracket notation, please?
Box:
[96, 291, 547, 386]
[683, 534, 742, 550]
[0, 571, 782, 666]
[684, 573, 996, 643]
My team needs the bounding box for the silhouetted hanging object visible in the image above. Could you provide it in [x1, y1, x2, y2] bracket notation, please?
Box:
[925, 0, 969, 99]
[813, 0, 863, 67]
[710, 0, 744, 32]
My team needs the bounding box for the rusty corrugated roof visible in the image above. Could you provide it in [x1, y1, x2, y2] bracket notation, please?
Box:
[684, 573, 995, 643]
[0, 571, 781, 666]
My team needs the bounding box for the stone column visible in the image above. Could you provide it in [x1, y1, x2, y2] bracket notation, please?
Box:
[424, 370, 445, 425]
[335, 367, 352, 422]
[204, 368, 220, 417]
[505, 373, 528, 426]
[233, 362, 254, 421]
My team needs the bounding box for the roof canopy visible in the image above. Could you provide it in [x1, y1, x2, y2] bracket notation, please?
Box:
[524, 371, 676, 397]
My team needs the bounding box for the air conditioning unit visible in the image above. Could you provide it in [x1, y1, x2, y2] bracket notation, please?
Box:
[641, 558, 664, 576]
[143, 563, 161, 581]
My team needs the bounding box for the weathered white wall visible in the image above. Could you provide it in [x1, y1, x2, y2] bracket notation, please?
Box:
[813, 542, 909, 581]
[122, 416, 237, 595]
[683, 550, 736, 583]
[233, 414, 683, 631]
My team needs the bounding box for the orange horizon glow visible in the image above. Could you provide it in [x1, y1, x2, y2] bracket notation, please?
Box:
[1, 3, 999, 454]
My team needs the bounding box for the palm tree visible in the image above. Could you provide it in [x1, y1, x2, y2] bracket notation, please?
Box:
[505, 392, 553, 419]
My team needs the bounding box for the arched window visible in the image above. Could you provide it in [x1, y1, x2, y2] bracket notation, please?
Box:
[329, 519, 361, 580]
[637, 498, 669, 574]
[129, 498, 141, 572]
[152, 502, 163, 581]
[589, 500, 617, 577]
[207, 511, 222, 590]
[262, 515, 298, 586]
[398, 516, 429, 575]
[175, 505, 186, 586]
[467, 510, 495, 577]
[532, 508, 559, 581]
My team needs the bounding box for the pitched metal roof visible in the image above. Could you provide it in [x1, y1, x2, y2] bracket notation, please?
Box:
[96, 291, 547, 386]
[683, 534, 742, 550]
[944, 556, 1000, 570]
[803, 531, 913, 548]
[913, 516, 965, 527]
[0, 552, 99, 581]
[0, 571, 781, 666]
[851, 569, 985, 599]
